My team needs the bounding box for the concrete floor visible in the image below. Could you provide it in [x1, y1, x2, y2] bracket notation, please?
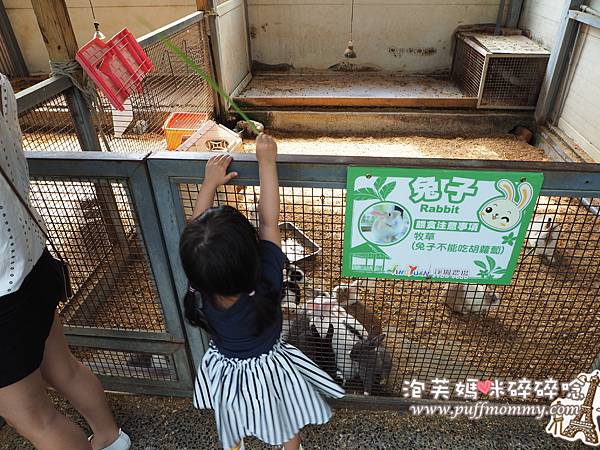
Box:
[0, 392, 587, 449]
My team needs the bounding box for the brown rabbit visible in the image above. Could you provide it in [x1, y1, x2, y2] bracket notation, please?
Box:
[333, 280, 383, 336]
[443, 283, 500, 315]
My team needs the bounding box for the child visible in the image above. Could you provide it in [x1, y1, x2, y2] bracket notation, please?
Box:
[179, 134, 344, 450]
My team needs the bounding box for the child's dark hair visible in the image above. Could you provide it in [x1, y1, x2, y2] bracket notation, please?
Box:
[179, 205, 279, 335]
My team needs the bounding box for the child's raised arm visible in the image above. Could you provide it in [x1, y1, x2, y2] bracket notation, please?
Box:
[191, 154, 238, 221]
[256, 134, 281, 246]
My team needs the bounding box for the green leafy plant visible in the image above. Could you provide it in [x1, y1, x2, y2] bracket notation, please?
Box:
[474, 256, 506, 279]
[501, 232, 517, 246]
[354, 177, 397, 201]
[135, 16, 260, 136]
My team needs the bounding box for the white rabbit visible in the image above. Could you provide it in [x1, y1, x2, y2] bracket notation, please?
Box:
[305, 292, 367, 383]
[281, 299, 302, 341]
[246, 200, 259, 229]
[479, 180, 532, 231]
[526, 214, 560, 263]
[371, 205, 408, 244]
[443, 283, 500, 314]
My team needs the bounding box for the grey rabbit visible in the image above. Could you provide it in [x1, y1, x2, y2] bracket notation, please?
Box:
[349, 333, 392, 396]
[287, 312, 342, 383]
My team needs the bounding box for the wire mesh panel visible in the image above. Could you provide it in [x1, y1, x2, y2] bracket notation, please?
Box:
[18, 92, 82, 152]
[177, 181, 600, 400]
[453, 33, 550, 110]
[29, 176, 166, 332]
[97, 19, 215, 153]
[72, 347, 178, 382]
[451, 36, 484, 99]
[481, 56, 548, 108]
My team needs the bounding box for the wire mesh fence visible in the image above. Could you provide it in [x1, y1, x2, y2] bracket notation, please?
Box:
[18, 91, 82, 152]
[71, 347, 178, 382]
[481, 56, 548, 109]
[177, 182, 600, 400]
[452, 36, 484, 99]
[16, 15, 215, 155]
[97, 19, 215, 153]
[29, 176, 166, 333]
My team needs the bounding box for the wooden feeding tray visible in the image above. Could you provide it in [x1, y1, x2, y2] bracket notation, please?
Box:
[279, 222, 321, 263]
[176, 120, 242, 153]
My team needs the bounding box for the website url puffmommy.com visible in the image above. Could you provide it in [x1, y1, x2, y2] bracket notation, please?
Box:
[409, 402, 580, 420]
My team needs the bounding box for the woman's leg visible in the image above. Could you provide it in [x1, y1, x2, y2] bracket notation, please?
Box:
[40, 312, 120, 450]
[283, 433, 301, 450]
[0, 369, 91, 450]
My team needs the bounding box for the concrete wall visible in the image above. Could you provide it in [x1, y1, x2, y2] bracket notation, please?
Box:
[557, 23, 600, 161]
[5, 0, 197, 74]
[247, 0, 503, 73]
[518, 0, 563, 49]
[520, 0, 600, 161]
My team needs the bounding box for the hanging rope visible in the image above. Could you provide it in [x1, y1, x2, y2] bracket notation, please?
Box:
[350, 0, 355, 40]
[49, 60, 112, 151]
[88, 0, 97, 20]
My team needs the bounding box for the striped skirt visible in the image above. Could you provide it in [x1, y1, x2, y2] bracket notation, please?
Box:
[193, 339, 345, 448]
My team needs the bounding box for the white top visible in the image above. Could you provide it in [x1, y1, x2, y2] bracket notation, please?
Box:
[0, 73, 46, 297]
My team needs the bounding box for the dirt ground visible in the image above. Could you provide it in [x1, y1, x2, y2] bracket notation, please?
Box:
[243, 134, 548, 161]
[236, 133, 600, 396]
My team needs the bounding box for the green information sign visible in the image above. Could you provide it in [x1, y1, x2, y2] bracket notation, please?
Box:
[342, 167, 543, 285]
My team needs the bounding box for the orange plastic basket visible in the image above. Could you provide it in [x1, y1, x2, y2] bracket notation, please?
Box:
[163, 112, 210, 150]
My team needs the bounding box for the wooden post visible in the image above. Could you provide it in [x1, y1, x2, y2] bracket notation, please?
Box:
[506, 0, 524, 29]
[196, 0, 210, 10]
[30, 0, 99, 148]
[30, 0, 79, 63]
[30, 0, 129, 250]
[0, 0, 28, 77]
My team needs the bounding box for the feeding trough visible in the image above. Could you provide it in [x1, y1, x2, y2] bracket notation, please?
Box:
[279, 222, 321, 264]
[176, 120, 242, 153]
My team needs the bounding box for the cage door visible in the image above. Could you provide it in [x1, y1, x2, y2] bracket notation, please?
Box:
[211, 0, 252, 98]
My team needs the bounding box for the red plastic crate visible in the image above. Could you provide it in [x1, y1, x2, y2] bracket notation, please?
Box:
[76, 28, 153, 111]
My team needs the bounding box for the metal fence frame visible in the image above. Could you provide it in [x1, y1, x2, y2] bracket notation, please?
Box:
[12, 10, 215, 398]
[15, 11, 210, 154]
[148, 151, 600, 402]
[27, 151, 193, 396]
[24, 149, 600, 405]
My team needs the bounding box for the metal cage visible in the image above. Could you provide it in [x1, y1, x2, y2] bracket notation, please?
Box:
[452, 33, 550, 110]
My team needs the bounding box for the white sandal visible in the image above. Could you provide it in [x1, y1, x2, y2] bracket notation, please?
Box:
[89, 429, 131, 450]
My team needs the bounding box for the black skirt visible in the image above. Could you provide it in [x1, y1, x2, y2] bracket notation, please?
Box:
[0, 249, 63, 388]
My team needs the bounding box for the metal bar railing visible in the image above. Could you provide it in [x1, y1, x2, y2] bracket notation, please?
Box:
[26, 151, 193, 396]
[26, 150, 600, 401]
[149, 152, 600, 196]
[16, 75, 73, 115]
[137, 11, 204, 48]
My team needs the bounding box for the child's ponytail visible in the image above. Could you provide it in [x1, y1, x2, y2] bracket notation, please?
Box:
[183, 287, 215, 334]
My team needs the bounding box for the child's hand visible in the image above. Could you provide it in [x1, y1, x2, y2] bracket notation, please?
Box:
[256, 133, 277, 165]
[203, 154, 238, 189]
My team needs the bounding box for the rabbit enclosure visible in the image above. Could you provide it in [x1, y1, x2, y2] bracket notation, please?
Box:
[175, 151, 600, 399]
[12, 5, 600, 405]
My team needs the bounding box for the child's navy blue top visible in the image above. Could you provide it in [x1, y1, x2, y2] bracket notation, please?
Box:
[203, 240, 286, 359]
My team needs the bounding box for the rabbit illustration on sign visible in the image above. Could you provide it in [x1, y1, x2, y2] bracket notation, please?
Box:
[370, 205, 409, 244]
[479, 179, 533, 231]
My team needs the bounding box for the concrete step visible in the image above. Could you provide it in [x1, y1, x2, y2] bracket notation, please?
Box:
[239, 108, 535, 138]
